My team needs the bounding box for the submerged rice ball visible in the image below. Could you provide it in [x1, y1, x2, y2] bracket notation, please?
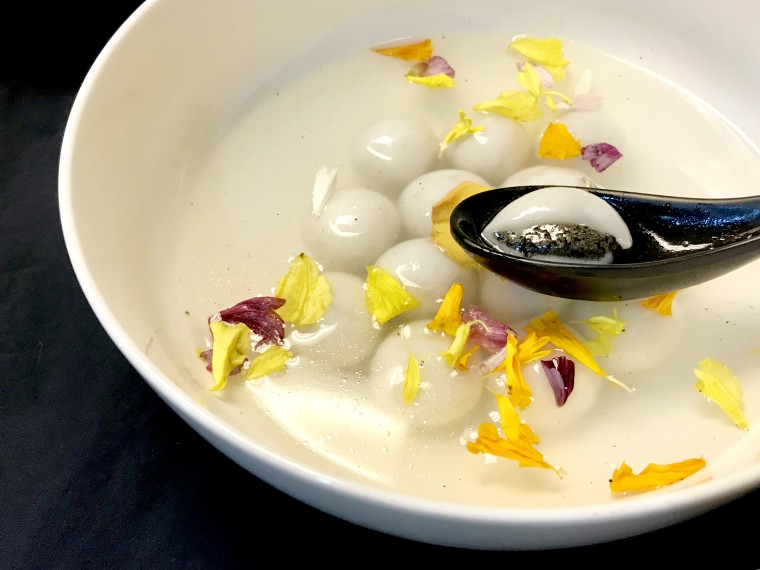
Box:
[484, 346, 604, 436]
[350, 118, 440, 196]
[369, 319, 485, 429]
[477, 269, 570, 324]
[441, 115, 532, 186]
[374, 237, 479, 319]
[286, 272, 382, 370]
[561, 299, 686, 380]
[397, 169, 490, 239]
[501, 164, 600, 188]
[300, 187, 401, 274]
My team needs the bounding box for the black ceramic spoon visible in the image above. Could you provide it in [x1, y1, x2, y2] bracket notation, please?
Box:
[449, 185, 760, 301]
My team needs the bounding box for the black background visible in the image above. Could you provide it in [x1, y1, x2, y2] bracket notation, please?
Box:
[3, 1, 760, 567]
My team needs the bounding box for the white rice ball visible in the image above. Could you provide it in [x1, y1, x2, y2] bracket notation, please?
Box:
[441, 115, 533, 186]
[374, 238, 479, 320]
[476, 269, 570, 325]
[286, 272, 382, 370]
[300, 187, 401, 274]
[485, 347, 604, 436]
[397, 169, 490, 239]
[501, 164, 601, 188]
[350, 118, 440, 197]
[369, 319, 485, 429]
[561, 299, 686, 380]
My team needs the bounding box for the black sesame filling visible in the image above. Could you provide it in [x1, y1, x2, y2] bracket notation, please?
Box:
[492, 223, 621, 259]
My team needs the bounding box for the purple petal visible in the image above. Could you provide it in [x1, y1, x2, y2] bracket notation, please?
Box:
[412, 55, 455, 78]
[581, 142, 622, 173]
[198, 348, 242, 376]
[215, 296, 286, 348]
[463, 304, 517, 352]
[540, 356, 575, 406]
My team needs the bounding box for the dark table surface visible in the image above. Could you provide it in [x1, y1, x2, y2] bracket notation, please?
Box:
[3, 2, 760, 567]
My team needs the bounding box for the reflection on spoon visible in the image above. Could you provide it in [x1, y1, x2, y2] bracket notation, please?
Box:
[449, 185, 760, 301]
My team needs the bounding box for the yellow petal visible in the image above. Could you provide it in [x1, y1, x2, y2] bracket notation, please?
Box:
[609, 458, 706, 493]
[641, 290, 679, 316]
[505, 333, 533, 410]
[510, 36, 569, 80]
[209, 321, 250, 391]
[456, 344, 480, 370]
[526, 310, 630, 391]
[495, 391, 521, 442]
[516, 62, 542, 96]
[372, 38, 433, 61]
[403, 354, 421, 404]
[246, 345, 293, 380]
[439, 110, 485, 157]
[517, 332, 552, 364]
[440, 321, 474, 368]
[406, 73, 455, 88]
[426, 282, 464, 336]
[694, 357, 748, 429]
[473, 90, 542, 122]
[542, 89, 573, 112]
[365, 265, 420, 325]
[275, 253, 332, 327]
[578, 308, 625, 357]
[466, 422, 560, 474]
[430, 181, 493, 266]
[538, 122, 581, 159]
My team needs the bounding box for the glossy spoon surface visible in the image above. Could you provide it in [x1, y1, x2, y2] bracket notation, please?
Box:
[450, 185, 760, 301]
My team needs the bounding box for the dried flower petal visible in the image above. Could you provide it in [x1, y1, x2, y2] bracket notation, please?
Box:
[365, 265, 420, 325]
[576, 308, 625, 357]
[467, 394, 561, 475]
[406, 73, 455, 88]
[439, 110, 485, 157]
[478, 331, 550, 376]
[246, 345, 293, 380]
[641, 290, 679, 316]
[518, 332, 553, 364]
[582, 143, 623, 173]
[526, 310, 630, 391]
[419, 55, 455, 77]
[609, 458, 707, 493]
[463, 304, 517, 352]
[509, 36, 569, 82]
[275, 253, 332, 327]
[538, 122, 581, 159]
[372, 38, 433, 61]
[694, 357, 748, 429]
[473, 90, 542, 122]
[440, 321, 477, 369]
[540, 356, 575, 406]
[517, 61, 555, 89]
[516, 61, 543, 96]
[406, 55, 455, 88]
[216, 296, 286, 348]
[403, 354, 421, 404]
[208, 321, 250, 391]
[427, 282, 464, 336]
[430, 181, 493, 266]
[505, 333, 533, 409]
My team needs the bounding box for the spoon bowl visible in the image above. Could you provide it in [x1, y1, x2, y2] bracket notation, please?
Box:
[450, 185, 760, 301]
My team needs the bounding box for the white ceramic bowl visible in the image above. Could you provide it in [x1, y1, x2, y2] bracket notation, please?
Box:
[60, 0, 760, 549]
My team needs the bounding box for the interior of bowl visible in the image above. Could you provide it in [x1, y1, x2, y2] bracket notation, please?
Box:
[60, 0, 760, 549]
